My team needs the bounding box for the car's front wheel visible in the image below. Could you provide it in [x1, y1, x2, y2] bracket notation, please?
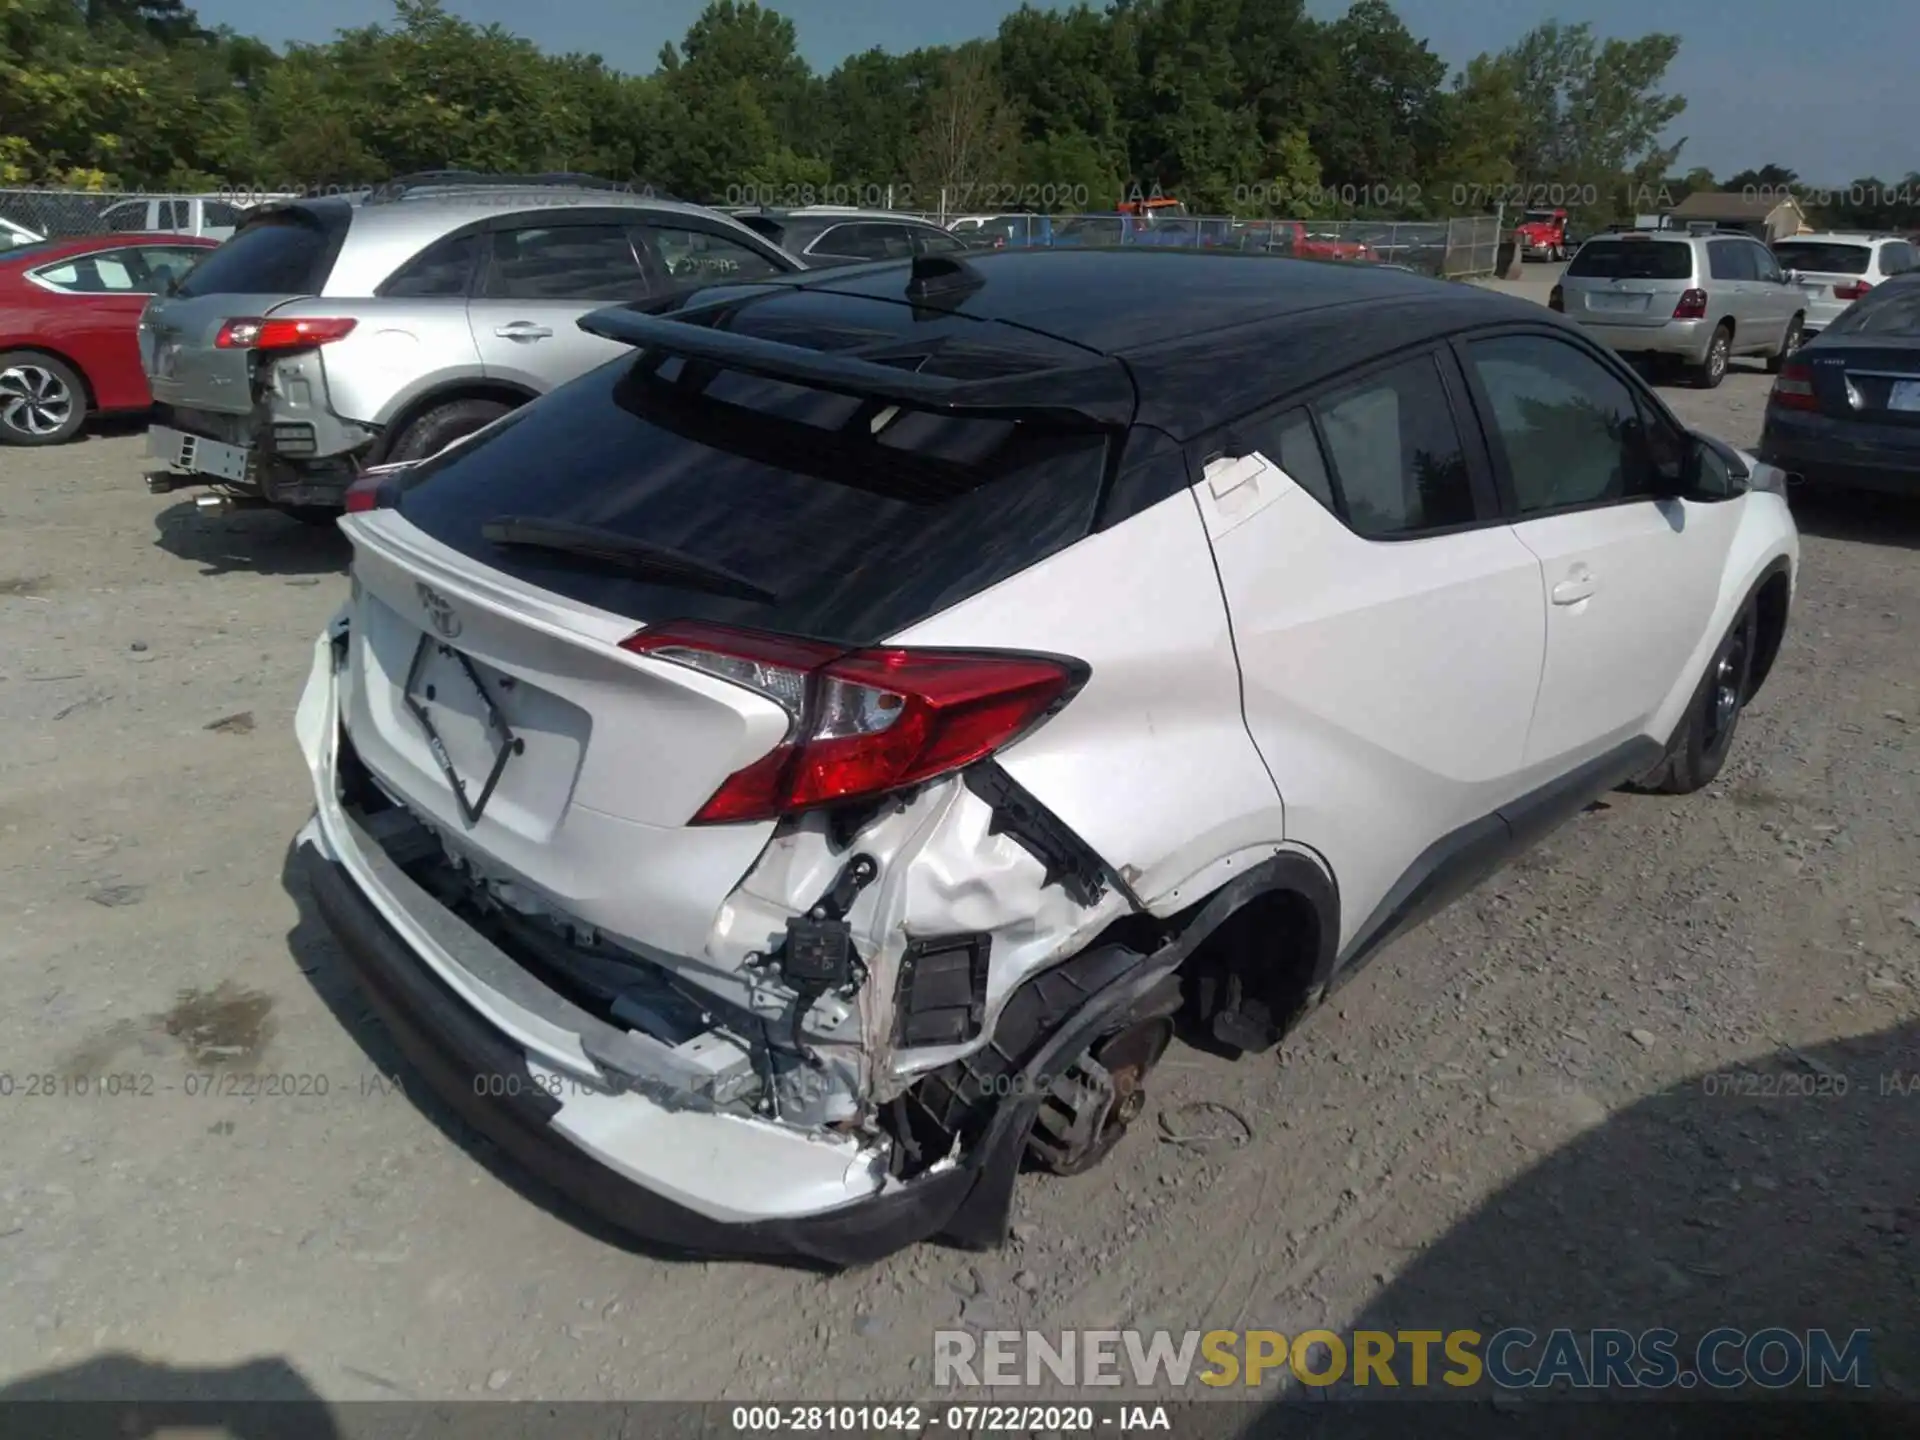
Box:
[1641, 602, 1757, 794]
[0, 351, 86, 446]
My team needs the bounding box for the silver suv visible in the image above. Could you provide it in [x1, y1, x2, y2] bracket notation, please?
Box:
[140, 173, 803, 519]
[1552, 229, 1804, 389]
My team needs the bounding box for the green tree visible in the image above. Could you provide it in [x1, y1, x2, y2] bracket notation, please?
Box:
[907, 42, 1020, 214]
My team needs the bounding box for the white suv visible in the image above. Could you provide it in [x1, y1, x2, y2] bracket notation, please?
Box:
[1771, 232, 1918, 337]
[293, 249, 1798, 1264]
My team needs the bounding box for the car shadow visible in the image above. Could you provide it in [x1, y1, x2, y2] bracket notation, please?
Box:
[0, 1352, 340, 1436]
[152, 499, 349, 578]
[1237, 1020, 1919, 1437]
[1787, 485, 1920, 551]
[275, 841, 811, 1272]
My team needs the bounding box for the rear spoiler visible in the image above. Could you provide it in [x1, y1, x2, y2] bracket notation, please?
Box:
[577, 299, 1136, 429]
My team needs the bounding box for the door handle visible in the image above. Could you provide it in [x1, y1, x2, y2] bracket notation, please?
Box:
[1551, 574, 1596, 605]
[494, 323, 552, 341]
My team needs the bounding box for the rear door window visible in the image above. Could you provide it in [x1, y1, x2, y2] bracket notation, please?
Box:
[482, 223, 646, 301]
[810, 224, 910, 261]
[175, 214, 338, 296]
[1707, 240, 1750, 281]
[1309, 354, 1477, 538]
[379, 232, 480, 297]
[1566, 240, 1693, 281]
[390, 354, 1110, 645]
[101, 201, 150, 233]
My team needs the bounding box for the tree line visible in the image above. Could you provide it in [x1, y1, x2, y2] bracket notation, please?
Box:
[4, 0, 1917, 231]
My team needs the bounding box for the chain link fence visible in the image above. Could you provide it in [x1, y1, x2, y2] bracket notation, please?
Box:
[937, 212, 1503, 279]
[3, 186, 1506, 279]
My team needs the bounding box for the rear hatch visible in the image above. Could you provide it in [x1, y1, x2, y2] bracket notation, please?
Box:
[1771, 240, 1875, 324]
[336, 286, 1120, 962]
[1561, 237, 1694, 326]
[141, 204, 350, 416]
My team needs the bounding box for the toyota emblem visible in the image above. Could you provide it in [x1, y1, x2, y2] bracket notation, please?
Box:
[416, 582, 462, 640]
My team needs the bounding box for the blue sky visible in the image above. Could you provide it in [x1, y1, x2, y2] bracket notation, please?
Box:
[190, 0, 1914, 184]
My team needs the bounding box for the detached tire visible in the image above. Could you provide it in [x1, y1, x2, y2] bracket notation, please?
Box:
[385, 397, 513, 465]
[0, 351, 87, 446]
[1642, 603, 1758, 795]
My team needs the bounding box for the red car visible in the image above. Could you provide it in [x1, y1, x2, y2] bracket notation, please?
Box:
[1, 232, 217, 445]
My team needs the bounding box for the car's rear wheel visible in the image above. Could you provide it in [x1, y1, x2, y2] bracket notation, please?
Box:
[1641, 602, 1757, 794]
[1691, 325, 1732, 390]
[385, 397, 514, 466]
[0, 351, 86, 446]
[1765, 315, 1804, 374]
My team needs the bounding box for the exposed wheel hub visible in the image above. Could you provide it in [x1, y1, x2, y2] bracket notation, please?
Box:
[1026, 1016, 1173, 1176]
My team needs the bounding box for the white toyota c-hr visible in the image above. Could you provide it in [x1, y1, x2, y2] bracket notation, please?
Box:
[293, 248, 1798, 1264]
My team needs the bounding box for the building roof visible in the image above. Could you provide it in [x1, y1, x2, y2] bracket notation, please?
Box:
[1667, 191, 1804, 221]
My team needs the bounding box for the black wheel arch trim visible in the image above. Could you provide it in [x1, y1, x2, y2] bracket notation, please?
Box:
[1741, 554, 1794, 705]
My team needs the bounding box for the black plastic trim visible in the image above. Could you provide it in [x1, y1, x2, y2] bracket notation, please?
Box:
[1333, 735, 1664, 981]
[963, 760, 1141, 910]
[893, 933, 993, 1047]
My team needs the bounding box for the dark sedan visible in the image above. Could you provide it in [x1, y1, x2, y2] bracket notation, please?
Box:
[1760, 274, 1920, 494]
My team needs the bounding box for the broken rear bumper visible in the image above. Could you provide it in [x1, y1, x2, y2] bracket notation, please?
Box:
[298, 838, 973, 1266]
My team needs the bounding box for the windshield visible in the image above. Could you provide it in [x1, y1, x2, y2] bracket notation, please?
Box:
[1523, 211, 1559, 225]
[1772, 242, 1872, 276]
[1567, 239, 1693, 280]
[391, 355, 1110, 645]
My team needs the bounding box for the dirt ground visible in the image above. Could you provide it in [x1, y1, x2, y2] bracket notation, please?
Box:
[1, 348, 1916, 1411]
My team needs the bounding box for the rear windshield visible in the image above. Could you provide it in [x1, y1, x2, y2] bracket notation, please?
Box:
[175, 214, 338, 297]
[1825, 280, 1920, 336]
[1771, 242, 1872, 275]
[391, 356, 1111, 645]
[1567, 239, 1692, 280]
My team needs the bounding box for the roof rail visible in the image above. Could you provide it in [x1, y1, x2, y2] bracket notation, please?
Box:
[366, 171, 676, 203]
[577, 300, 1135, 428]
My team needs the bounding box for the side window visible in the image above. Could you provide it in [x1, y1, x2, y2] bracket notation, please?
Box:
[380, 232, 480, 298]
[1310, 354, 1476, 538]
[1748, 243, 1782, 282]
[101, 201, 149, 234]
[808, 224, 888, 260]
[138, 245, 206, 292]
[642, 224, 785, 287]
[32, 246, 151, 293]
[913, 229, 968, 255]
[202, 201, 243, 228]
[483, 224, 645, 301]
[1881, 242, 1912, 275]
[161, 200, 188, 230]
[1466, 334, 1651, 514]
[1706, 239, 1744, 281]
[1240, 407, 1337, 513]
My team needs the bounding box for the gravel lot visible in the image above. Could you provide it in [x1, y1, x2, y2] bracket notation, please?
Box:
[2, 341, 1917, 1409]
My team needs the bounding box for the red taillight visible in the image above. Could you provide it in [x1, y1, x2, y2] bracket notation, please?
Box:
[1672, 289, 1708, 320]
[1833, 280, 1873, 301]
[1548, 284, 1564, 312]
[342, 476, 382, 513]
[215, 317, 358, 351]
[621, 621, 1081, 824]
[1768, 361, 1819, 411]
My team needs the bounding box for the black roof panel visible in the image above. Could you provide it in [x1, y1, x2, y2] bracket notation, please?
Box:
[794, 247, 1467, 351]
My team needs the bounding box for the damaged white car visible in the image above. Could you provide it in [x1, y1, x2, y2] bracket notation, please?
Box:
[294, 249, 1797, 1264]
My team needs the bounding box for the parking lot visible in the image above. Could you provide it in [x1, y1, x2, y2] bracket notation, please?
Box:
[2, 348, 1917, 1404]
